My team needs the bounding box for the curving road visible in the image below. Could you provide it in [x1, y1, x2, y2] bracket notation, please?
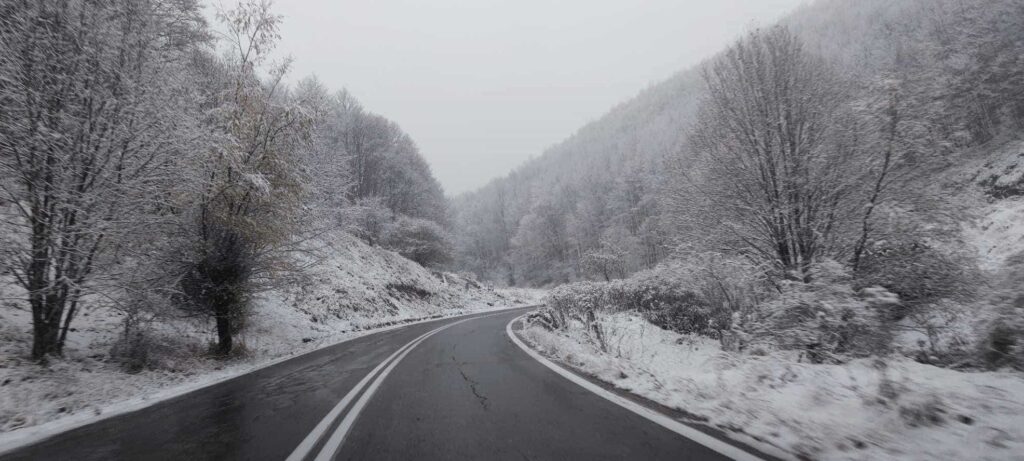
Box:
[1, 307, 769, 461]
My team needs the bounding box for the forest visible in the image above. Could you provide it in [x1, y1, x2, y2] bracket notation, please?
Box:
[478, 0, 1024, 457]
[3, 0, 1024, 458]
[0, 0, 454, 362]
[454, 0, 1024, 290]
[454, 0, 1024, 367]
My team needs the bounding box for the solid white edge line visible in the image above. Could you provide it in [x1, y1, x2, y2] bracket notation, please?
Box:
[0, 304, 538, 458]
[285, 323, 450, 461]
[313, 311, 509, 461]
[505, 314, 765, 461]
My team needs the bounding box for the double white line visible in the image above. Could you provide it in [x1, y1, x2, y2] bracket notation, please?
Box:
[286, 312, 502, 461]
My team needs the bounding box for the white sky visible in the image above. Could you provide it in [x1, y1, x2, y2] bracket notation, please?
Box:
[256, 0, 807, 195]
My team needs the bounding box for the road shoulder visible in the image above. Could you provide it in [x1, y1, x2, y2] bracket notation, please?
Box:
[506, 314, 791, 461]
[0, 304, 536, 456]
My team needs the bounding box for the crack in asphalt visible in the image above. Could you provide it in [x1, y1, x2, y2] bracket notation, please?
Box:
[451, 355, 490, 411]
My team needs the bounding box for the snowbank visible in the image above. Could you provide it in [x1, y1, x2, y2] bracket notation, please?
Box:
[0, 229, 544, 441]
[522, 313, 1024, 461]
[963, 197, 1024, 273]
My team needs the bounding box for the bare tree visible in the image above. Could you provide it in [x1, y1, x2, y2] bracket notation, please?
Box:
[852, 81, 901, 271]
[682, 26, 857, 279]
[0, 0, 206, 360]
[180, 0, 312, 356]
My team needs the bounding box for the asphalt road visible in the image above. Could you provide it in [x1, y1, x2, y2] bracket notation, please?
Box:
[1, 307, 762, 461]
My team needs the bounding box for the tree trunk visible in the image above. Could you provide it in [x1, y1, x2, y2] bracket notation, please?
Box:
[57, 295, 80, 354]
[853, 91, 900, 272]
[32, 314, 61, 361]
[215, 304, 233, 356]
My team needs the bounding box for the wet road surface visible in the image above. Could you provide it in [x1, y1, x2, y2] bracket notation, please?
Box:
[1, 308, 764, 461]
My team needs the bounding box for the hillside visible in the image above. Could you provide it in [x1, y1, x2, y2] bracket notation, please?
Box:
[478, 0, 1024, 458]
[0, 229, 539, 436]
[453, 0, 1024, 288]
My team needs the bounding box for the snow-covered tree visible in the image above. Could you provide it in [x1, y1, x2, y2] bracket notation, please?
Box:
[675, 26, 859, 279]
[0, 0, 207, 360]
[179, 0, 313, 356]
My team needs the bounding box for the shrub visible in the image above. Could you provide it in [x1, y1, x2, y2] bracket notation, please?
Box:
[341, 197, 393, 246]
[747, 261, 896, 363]
[855, 240, 977, 320]
[546, 282, 609, 351]
[977, 251, 1024, 370]
[110, 328, 152, 373]
[663, 254, 769, 334]
[382, 215, 453, 267]
[547, 281, 607, 325]
[526, 308, 563, 331]
[606, 268, 721, 337]
[581, 242, 626, 282]
[979, 307, 1024, 370]
[179, 224, 255, 357]
[547, 262, 746, 339]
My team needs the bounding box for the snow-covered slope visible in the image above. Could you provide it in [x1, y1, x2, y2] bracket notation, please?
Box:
[523, 312, 1024, 461]
[962, 140, 1024, 273]
[0, 229, 542, 436]
[276, 231, 517, 328]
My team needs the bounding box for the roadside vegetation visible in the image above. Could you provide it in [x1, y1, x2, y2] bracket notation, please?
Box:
[0, 0, 539, 435]
[477, 0, 1024, 459]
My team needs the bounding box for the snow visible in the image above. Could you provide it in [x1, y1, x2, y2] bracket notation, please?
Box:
[522, 312, 1024, 461]
[963, 197, 1024, 272]
[959, 139, 1024, 273]
[0, 229, 545, 449]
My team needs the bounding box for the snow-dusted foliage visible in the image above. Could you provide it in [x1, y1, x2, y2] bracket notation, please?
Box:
[522, 312, 1024, 461]
[323, 90, 449, 226]
[454, 0, 1024, 290]
[0, 0, 207, 360]
[0, 229, 540, 434]
[341, 197, 395, 246]
[738, 261, 898, 363]
[545, 257, 767, 340]
[381, 215, 454, 268]
[0, 0, 457, 362]
[679, 27, 864, 277]
[512, 4, 1024, 451]
[452, 92, 678, 286]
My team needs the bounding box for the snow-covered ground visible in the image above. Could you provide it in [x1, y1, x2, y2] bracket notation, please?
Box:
[960, 139, 1024, 273]
[521, 313, 1024, 461]
[963, 196, 1024, 273]
[0, 229, 544, 444]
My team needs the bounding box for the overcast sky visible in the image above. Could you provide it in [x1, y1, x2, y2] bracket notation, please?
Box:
[258, 0, 807, 195]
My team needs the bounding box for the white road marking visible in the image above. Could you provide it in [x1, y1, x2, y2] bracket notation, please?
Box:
[0, 305, 537, 458]
[505, 314, 766, 461]
[294, 310, 510, 461]
[285, 325, 441, 461]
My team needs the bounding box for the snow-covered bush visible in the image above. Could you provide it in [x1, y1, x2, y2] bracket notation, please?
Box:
[978, 252, 1024, 370]
[381, 215, 454, 268]
[526, 308, 563, 331]
[661, 255, 769, 334]
[179, 223, 257, 357]
[979, 308, 1024, 371]
[855, 239, 978, 320]
[580, 241, 627, 282]
[606, 267, 720, 338]
[546, 282, 609, 350]
[547, 282, 607, 323]
[341, 197, 394, 246]
[547, 257, 767, 341]
[746, 261, 897, 363]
